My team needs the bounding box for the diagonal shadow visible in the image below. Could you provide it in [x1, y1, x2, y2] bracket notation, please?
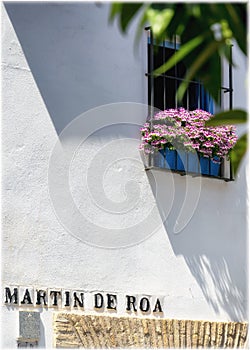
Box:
[4, 1, 248, 322]
[146, 161, 248, 322]
[4, 2, 143, 135]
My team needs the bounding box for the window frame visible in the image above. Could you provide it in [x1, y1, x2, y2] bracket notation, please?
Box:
[144, 28, 234, 181]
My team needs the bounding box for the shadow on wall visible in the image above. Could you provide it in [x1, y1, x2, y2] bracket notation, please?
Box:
[183, 255, 246, 322]
[5, 2, 144, 135]
[4, 1, 247, 323]
[146, 164, 248, 322]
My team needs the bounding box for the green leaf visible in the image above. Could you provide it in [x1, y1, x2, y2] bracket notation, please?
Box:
[230, 133, 247, 175]
[109, 3, 122, 22]
[224, 4, 247, 55]
[198, 49, 222, 102]
[120, 3, 144, 32]
[177, 40, 222, 102]
[109, 3, 144, 33]
[205, 109, 247, 126]
[147, 8, 174, 39]
[153, 34, 205, 76]
[134, 5, 151, 51]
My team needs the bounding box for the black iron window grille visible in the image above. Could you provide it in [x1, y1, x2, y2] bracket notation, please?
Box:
[144, 27, 234, 181]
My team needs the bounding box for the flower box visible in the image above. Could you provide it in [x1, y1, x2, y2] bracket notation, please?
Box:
[140, 108, 237, 181]
[159, 149, 176, 170]
[156, 148, 221, 177]
[200, 156, 220, 176]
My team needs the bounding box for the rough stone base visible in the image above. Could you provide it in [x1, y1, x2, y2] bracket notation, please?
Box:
[54, 314, 248, 348]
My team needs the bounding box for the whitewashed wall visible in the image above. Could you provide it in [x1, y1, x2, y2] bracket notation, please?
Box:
[2, 3, 248, 349]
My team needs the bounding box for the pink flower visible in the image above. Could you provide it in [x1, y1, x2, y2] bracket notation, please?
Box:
[140, 108, 238, 159]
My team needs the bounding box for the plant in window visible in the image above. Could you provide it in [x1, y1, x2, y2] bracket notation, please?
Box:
[140, 108, 237, 177]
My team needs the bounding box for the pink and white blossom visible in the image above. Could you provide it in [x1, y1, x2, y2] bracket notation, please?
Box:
[140, 108, 237, 162]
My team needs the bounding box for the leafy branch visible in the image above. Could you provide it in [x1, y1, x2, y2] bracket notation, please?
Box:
[109, 3, 247, 175]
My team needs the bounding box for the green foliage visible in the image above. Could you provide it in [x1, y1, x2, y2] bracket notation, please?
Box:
[109, 3, 144, 32]
[206, 109, 247, 174]
[109, 3, 247, 176]
[205, 110, 247, 127]
[109, 3, 246, 103]
[230, 133, 247, 175]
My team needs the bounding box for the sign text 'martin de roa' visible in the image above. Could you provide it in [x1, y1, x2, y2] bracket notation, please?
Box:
[4, 287, 163, 314]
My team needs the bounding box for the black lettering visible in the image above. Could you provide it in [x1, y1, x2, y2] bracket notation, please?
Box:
[153, 298, 163, 313]
[5, 287, 18, 304]
[36, 290, 47, 306]
[50, 291, 61, 306]
[64, 291, 70, 307]
[126, 295, 137, 312]
[94, 293, 104, 309]
[21, 289, 33, 305]
[106, 294, 117, 310]
[139, 297, 150, 312]
[73, 292, 84, 308]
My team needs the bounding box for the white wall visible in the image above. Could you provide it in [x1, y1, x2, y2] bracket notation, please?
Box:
[2, 3, 248, 348]
[3, 2, 147, 134]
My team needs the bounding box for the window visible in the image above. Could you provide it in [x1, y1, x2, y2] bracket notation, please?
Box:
[144, 28, 234, 181]
[146, 34, 215, 113]
[146, 28, 233, 113]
